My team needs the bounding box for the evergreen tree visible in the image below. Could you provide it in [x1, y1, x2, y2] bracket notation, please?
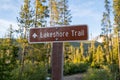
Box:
[35, 0, 49, 27]
[113, 0, 120, 32]
[64, 42, 72, 63]
[101, 0, 112, 66]
[7, 24, 14, 39]
[91, 45, 104, 68]
[15, 39, 48, 80]
[49, 0, 59, 26]
[112, 38, 118, 64]
[49, 0, 71, 26]
[87, 41, 96, 63]
[0, 39, 18, 80]
[79, 42, 85, 62]
[17, 0, 33, 38]
[96, 45, 104, 65]
[72, 48, 80, 63]
[101, 0, 112, 35]
[58, 0, 72, 25]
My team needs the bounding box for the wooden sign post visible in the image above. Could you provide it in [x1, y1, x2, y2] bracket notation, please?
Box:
[52, 42, 63, 80]
[29, 25, 88, 80]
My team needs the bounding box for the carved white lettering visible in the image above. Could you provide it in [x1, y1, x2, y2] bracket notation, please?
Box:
[71, 30, 85, 37]
[39, 31, 69, 38]
[78, 30, 84, 36]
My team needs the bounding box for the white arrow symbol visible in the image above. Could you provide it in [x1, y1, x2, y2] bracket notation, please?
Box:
[32, 33, 38, 38]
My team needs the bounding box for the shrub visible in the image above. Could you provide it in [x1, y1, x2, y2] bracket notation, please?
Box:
[11, 62, 47, 80]
[64, 62, 89, 75]
[77, 62, 89, 73]
[83, 68, 114, 80]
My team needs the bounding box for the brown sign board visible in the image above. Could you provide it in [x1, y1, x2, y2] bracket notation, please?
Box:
[29, 25, 88, 43]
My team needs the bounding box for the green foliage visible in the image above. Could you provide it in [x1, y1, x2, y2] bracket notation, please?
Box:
[0, 38, 119, 79]
[114, 0, 120, 29]
[83, 68, 114, 80]
[109, 64, 118, 73]
[58, 0, 72, 25]
[0, 39, 18, 80]
[87, 41, 96, 63]
[0, 38, 50, 80]
[35, 0, 49, 27]
[12, 62, 47, 80]
[91, 45, 105, 68]
[49, 0, 72, 26]
[17, 0, 33, 38]
[101, 0, 112, 35]
[49, 0, 60, 26]
[28, 64, 47, 80]
[64, 62, 89, 75]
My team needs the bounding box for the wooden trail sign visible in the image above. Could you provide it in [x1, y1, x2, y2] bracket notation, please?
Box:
[29, 25, 88, 43]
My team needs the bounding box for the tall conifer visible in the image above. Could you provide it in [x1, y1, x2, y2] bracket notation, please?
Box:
[17, 0, 33, 38]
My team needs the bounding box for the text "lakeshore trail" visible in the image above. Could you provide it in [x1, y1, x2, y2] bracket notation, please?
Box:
[29, 25, 88, 43]
[39, 30, 84, 38]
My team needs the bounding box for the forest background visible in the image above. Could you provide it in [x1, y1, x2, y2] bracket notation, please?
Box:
[1, 0, 120, 80]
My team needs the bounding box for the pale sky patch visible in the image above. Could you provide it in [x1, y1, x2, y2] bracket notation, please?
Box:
[69, 0, 105, 39]
[0, 0, 114, 39]
[0, 19, 18, 37]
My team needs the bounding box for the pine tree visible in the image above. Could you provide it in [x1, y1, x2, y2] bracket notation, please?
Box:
[49, 0, 72, 26]
[17, 0, 33, 38]
[0, 39, 18, 80]
[49, 0, 59, 26]
[35, 0, 49, 27]
[79, 42, 85, 62]
[96, 45, 104, 65]
[72, 48, 79, 64]
[113, 0, 120, 74]
[113, 0, 120, 32]
[58, 0, 72, 25]
[7, 24, 14, 39]
[112, 38, 118, 64]
[101, 0, 112, 66]
[17, 1, 34, 78]
[101, 0, 111, 35]
[91, 45, 104, 68]
[64, 42, 72, 63]
[87, 41, 96, 63]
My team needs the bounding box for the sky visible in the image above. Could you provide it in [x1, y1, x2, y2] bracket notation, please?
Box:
[0, 0, 114, 39]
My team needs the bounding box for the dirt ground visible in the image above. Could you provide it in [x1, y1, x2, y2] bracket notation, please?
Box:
[64, 74, 83, 80]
